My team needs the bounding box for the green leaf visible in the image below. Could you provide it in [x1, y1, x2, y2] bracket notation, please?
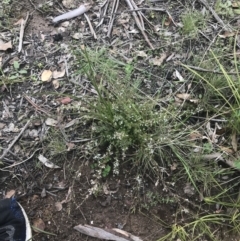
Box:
[19, 69, 27, 74]
[234, 160, 240, 169]
[102, 165, 111, 177]
[233, 9, 240, 14]
[13, 61, 20, 70]
[9, 75, 18, 80]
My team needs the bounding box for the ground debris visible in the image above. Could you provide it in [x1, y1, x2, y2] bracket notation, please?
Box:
[74, 224, 143, 241]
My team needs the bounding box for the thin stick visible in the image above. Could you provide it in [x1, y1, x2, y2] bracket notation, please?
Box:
[107, 0, 119, 37]
[24, 95, 50, 116]
[0, 120, 31, 160]
[96, 0, 109, 28]
[125, 0, 154, 49]
[28, 0, 44, 14]
[129, 0, 145, 30]
[124, 7, 176, 26]
[1, 148, 41, 170]
[18, 12, 29, 53]
[84, 13, 97, 39]
[197, 0, 232, 31]
[179, 63, 239, 75]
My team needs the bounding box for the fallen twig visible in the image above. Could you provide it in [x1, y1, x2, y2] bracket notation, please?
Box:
[125, 0, 154, 49]
[1, 148, 41, 170]
[130, 0, 145, 30]
[52, 4, 91, 23]
[28, 0, 44, 14]
[197, 0, 232, 31]
[84, 13, 97, 39]
[24, 95, 50, 116]
[96, 0, 110, 28]
[74, 224, 143, 241]
[107, 0, 119, 38]
[0, 120, 31, 160]
[181, 63, 239, 75]
[124, 8, 176, 26]
[18, 12, 29, 53]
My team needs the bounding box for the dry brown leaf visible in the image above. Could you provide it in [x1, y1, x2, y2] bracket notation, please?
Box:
[231, 131, 238, 152]
[14, 18, 24, 25]
[66, 142, 75, 151]
[5, 190, 16, 198]
[32, 195, 39, 201]
[149, 53, 167, 66]
[219, 146, 234, 154]
[41, 188, 46, 198]
[38, 154, 61, 168]
[219, 32, 236, 38]
[136, 51, 147, 57]
[170, 162, 178, 171]
[189, 99, 199, 104]
[41, 70, 52, 82]
[53, 69, 65, 79]
[72, 33, 82, 39]
[33, 218, 45, 233]
[45, 118, 58, 126]
[52, 79, 60, 89]
[189, 131, 202, 140]
[164, 17, 172, 26]
[174, 70, 185, 82]
[55, 202, 63, 211]
[176, 93, 191, 100]
[0, 41, 12, 51]
[59, 97, 72, 105]
[232, 2, 240, 7]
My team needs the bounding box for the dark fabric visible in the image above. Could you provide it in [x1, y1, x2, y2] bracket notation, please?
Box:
[0, 198, 26, 241]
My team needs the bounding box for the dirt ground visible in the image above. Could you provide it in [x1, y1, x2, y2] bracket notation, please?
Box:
[1, 0, 240, 240]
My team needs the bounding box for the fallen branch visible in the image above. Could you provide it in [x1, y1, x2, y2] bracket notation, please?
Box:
[74, 224, 143, 241]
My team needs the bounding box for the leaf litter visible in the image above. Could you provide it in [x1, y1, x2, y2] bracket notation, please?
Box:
[1, 0, 240, 240]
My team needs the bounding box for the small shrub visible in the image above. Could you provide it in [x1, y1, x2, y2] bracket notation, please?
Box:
[76, 48, 193, 178]
[181, 10, 206, 37]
